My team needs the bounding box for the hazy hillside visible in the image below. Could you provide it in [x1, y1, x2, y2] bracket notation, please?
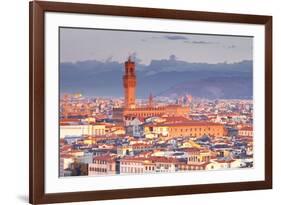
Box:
[60, 58, 253, 99]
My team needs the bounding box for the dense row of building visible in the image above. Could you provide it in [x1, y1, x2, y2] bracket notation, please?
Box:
[59, 57, 253, 177]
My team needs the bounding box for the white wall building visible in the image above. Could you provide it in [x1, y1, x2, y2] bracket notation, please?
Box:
[60, 124, 106, 138]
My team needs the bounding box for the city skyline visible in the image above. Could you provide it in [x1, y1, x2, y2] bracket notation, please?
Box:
[59, 59, 254, 177]
[59, 28, 254, 177]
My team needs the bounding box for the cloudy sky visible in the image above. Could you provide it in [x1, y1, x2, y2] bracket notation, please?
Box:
[60, 27, 253, 65]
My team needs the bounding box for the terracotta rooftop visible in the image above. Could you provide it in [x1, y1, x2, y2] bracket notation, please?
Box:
[121, 156, 180, 164]
[239, 127, 253, 131]
[155, 121, 223, 127]
[215, 159, 236, 163]
[162, 116, 190, 122]
[60, 154, 73, 159]
[93, 155, 116, 162]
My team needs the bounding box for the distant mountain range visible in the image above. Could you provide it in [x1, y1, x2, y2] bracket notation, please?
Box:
[60, 58, 253, 99]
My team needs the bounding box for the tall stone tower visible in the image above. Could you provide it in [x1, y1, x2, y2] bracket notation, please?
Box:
[123, 56, 136, 109]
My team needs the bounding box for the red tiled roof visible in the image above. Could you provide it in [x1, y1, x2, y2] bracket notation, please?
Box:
[162, 116, 190, 122]
[156, 121, 223, 127]
[182, 147, 201, 153]
[132, 143, 152, 148]
[93, 155, 116, 162]
[60, 118, 81, 122]
[239, 126, 253, 131]
[121, 156, 180, 164]
[215, 159, 236, 163]
[60, 154, 73, 159]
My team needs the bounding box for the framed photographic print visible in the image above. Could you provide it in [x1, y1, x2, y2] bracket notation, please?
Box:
[29, 1, 272, 204]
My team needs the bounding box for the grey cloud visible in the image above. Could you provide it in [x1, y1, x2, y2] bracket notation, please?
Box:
[163, 35, 189, 40]
[185, 40, 218, 45]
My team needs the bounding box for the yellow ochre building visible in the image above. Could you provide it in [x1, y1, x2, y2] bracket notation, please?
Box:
[144, 121, 226, 138]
